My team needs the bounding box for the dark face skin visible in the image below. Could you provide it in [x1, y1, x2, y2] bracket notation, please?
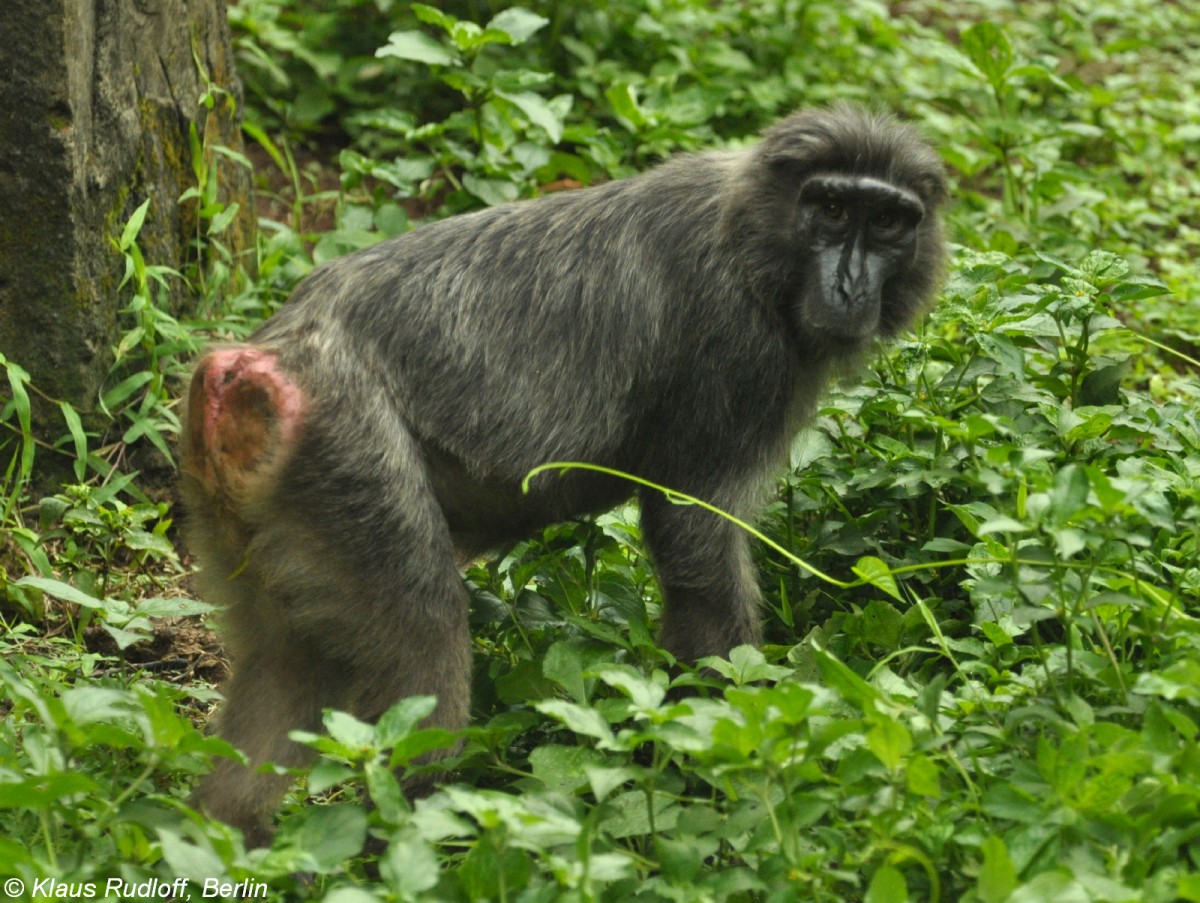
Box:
[795, 174, 926, 343]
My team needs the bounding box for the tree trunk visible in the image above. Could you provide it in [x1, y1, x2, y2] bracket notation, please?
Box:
[0, 0, 253, 424]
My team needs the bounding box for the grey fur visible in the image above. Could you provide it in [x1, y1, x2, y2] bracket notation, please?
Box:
[181, 103, 948, 845]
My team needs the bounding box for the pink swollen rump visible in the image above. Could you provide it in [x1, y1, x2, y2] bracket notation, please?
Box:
[186, 347, 307, 507]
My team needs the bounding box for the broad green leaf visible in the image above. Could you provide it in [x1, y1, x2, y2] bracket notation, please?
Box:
[702, 645, 791, 685]
[0, 773, 101, 808]
[977, 516, 1028, 536]
[277, 803, 369, 873]
[852, 555, 902, 601]
[487, 7, 549, 44]
[158, 828, 226, 880]
[17, 576, 105, 609]
[978, 836, 1018, 903]
[322, 710, 375, 748]
[534, 699, 615, 745]
[379, 836, 440, 897]
[865, 866, 909, 903]
[411, 3, 455, 30]
[591, 663, 667, 709]
[495, 89, 564, 143]
[814, 644, 881, 709]
[376, 695, 438, 747]
[605, 83, 648, 131]
[867, 717, 912, 771]
[463, 173, 520, 206]
[906, 753, 941, 798]
[376, 30, 459, 67]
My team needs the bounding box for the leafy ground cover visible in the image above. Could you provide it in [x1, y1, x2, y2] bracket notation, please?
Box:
[2, 0, 1198, 900]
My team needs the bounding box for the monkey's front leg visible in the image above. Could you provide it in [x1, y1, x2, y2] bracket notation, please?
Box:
[639, 491, 763, 662]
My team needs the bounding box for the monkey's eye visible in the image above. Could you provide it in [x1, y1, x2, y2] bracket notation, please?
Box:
[871, 211, 908, 237]
[821, 202, 848, 222]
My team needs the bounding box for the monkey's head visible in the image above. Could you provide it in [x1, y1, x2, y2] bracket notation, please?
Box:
[732, 104, 948, 351]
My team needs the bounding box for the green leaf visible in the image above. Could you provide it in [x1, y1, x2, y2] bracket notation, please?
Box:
[462, 173, 520, 206]
[852, 556, 902, 601]
[100, 370, 154, 412]
[1134, 659, 1200, 700]
[860, 599, 904, 648]
[543, 640, 590, 702]
[206, 201, 240, 236]
[865, 865, 909, 903]
[961, 22, 1014, 88]
[376, 695, 438, 747]
[977, 516, 1028, 536]
[601, 790, 679, 840]
[322, 710, 375, 748]
[814, 644, 881, 710]
[977, 333, 1025, 377]
[102, 622, 151, 650]
[584, 764, 634, 803]
[605, 83, 648, 131]
[1049, 464, 1089, 522]
[62, 686, 133, 723]
[867, 717, 912, 772]
[449, 21, 489, 52]
[1109, 275, 1169, 301]
[411, 3, 455, 31]
[376, 30, 460, 67]
[701, 644, 791, 685]
[58, 401, 88, 481]
[1079, 250, 1129, 284]
[276, 803, 370, 873]
[495, 89, 564, 143]
[977, 836, 1018, 903]
[16, 576, 106, 609]
[0, 773, 101, 809]
[1077, 360, 1128, 406]
[591, 663, 667, 709]
[379, 836, 440, 897]
[158, 828, 226, 880]
[365, 761, 406, 822]
[189, 119, 205, 184]
[119, 197, 152, 251]
[906, 753, 941, 798]
[487, 7, 549, 44]
[528, 744, 599, 794]
[534, 699, 615, 746]
[323, 889, 382, 903]
[656, 834, 706, 884]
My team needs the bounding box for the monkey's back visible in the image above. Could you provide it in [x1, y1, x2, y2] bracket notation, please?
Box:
[253, 153, 805, 507]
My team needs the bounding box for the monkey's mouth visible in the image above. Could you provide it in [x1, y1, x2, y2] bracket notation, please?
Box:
[800, 304, 881, 346]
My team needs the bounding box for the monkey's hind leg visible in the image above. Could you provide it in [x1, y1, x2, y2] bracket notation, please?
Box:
[184, 348, 472, 846]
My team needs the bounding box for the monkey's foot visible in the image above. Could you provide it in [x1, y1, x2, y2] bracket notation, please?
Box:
[186, 347, 306, 507]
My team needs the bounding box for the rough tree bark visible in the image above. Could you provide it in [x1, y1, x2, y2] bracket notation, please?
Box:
[0, 0, 253, 426]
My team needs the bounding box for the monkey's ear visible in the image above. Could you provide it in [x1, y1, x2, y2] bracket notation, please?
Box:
[754, 120, 823, 168]
[760, 145, 818, 171]
[913, 172, 950, 209]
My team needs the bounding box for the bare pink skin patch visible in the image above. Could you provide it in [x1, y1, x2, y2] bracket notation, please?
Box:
[187, 348, 306, 507]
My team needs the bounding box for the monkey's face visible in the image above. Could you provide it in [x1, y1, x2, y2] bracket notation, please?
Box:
[794, 174, 926, 345]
